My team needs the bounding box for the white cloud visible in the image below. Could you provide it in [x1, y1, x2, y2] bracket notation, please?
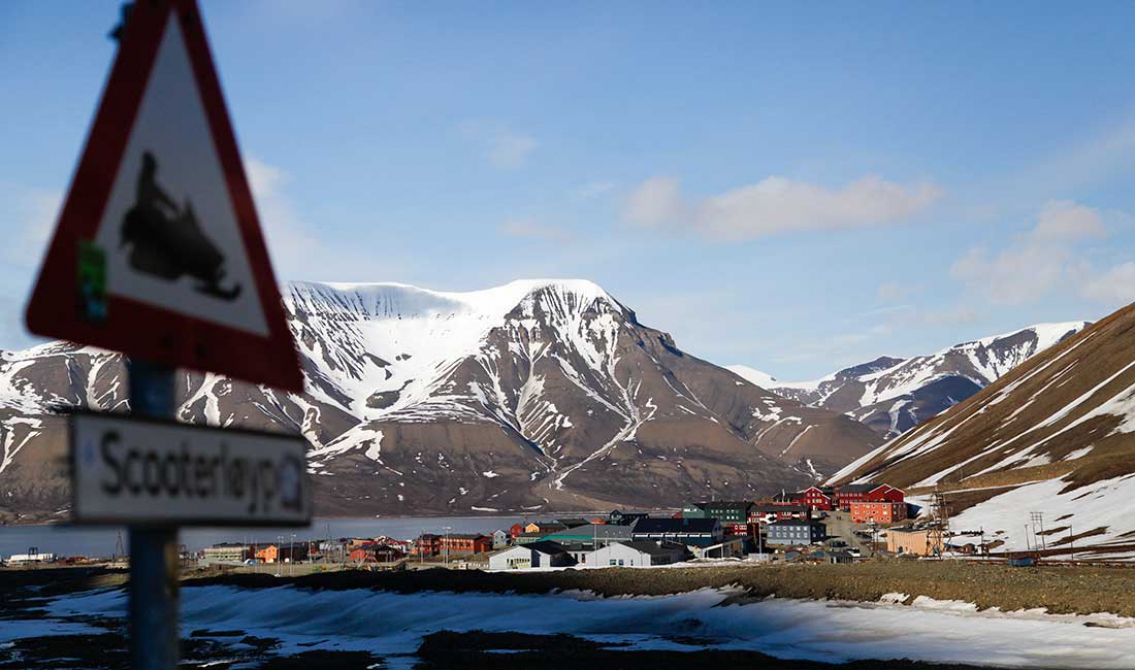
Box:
[460, 122, 538, 169]
[1083, 262, 1135, 305]
[499, 217, 571, 242]
[622, 174, 941, 240]
[950, 200, 1125, 306]
[1032, 200, 1106, 240]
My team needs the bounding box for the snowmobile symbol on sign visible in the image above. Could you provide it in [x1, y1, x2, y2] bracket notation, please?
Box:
[122, 151, 242, 301]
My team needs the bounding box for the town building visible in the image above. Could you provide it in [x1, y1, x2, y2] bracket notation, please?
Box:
[491, 529, 510, 549]
[254, 545, 278, 563]
[555, 518, 590, 529]
[414, 534, 442, 557]
[514, 532, 551, 545]
[348, 544, 402, 564]
[689, 536, 747, 560]
[437, 534, 492, 556]
[524, 521, 568, 535]
[865, 484, 905, 503]
[769, 490, 797, 505]
[835, 483, 894, 510]
[608, 510, 651, 526]
[7, 552, 55, 565]
[765, 519, 827, 546]
[886, 528, 944, 557]
[544, 523, 634, 547]
[750, 504, 811, 526]
[488, 540, 576, 570]
[794, 486, 835, 511]
[508, 523, 525, 539]
[201, 543, 251, 563]
[589, 540, 689, 567]
[631, 517, 723, 548]
[682, 501, 754, 535]
[849, 501, 907, 525]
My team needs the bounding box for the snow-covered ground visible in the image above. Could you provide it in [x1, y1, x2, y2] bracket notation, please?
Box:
[15, 585, 1135, 669]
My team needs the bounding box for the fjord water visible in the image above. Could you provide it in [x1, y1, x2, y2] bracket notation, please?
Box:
[0, 516, 529, 558]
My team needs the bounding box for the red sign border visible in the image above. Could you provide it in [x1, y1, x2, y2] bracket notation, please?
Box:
[25, 0, 303, 392]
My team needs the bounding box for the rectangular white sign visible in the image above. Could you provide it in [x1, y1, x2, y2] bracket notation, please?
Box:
[70, 413, 311, 526]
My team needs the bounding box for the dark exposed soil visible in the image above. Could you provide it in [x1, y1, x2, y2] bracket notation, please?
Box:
[414, 631, 985, 669]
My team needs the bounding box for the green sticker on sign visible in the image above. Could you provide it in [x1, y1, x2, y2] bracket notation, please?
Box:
[77, 239, 107, 324]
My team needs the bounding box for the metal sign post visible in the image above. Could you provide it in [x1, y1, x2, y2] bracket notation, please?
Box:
[127, 360, 179, 669]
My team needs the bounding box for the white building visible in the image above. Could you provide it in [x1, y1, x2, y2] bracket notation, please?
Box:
[588, 540, 687, 567]
[488, 540, 575, 570]
[8, 553, 55, 564]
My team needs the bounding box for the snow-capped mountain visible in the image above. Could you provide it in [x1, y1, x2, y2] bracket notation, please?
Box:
[733, 322, 1088, 439]
[0, 279, 882, 521]
[830, 304, 1135, 558]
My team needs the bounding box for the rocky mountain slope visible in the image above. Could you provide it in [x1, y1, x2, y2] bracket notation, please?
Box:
[829, 303, 1135, 558]
[731, 322, 1088, 439]
[0, 280, 882, 521]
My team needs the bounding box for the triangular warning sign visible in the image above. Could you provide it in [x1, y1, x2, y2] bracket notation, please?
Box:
[25, 0, 303, 392]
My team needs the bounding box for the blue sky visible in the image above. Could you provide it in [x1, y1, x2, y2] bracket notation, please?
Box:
[3, 1, 1134, 380]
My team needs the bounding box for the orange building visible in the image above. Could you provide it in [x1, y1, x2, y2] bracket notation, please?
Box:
[886, 528, 943, 557]
[255, 545, 279, 563]
[849, 501, 907, 524]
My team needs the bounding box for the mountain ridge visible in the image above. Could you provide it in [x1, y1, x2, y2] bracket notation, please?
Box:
[731, 321, 1089, 438]
[0, 278, 881, 521]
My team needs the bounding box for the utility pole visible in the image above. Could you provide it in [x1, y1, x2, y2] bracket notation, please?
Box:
[1030, 512, 1047, 552]
[928, 490, 950, 559]
[128, 360, 179, 670]
[1069, 524, 1075, 562]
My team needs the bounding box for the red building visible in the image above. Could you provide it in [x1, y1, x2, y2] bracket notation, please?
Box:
[414, 534, 442, 556]
[349, 544, 403, 563]
[849, 501, 907, 524]
[438, 534, 492, 556]
[865, 484, 905, 503]
[794, 486, 835, 511]
[835, 484, 887, 510]
[508, 524, 525, 539]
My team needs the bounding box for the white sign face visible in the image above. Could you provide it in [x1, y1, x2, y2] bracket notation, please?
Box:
[71, 413, 311, 526]
[92, 14, 269, 336]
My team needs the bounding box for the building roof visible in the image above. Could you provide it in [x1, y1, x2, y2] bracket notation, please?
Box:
[523, 540, 570, 555]
[695, 500, 754, 512]
[839, 483, 885, 494]
[615, 540, 689, 557]
[769, 518, 825, 528]
[555, 518, 591, 528]
[545, 524, 634, 541]
[632, 518, 719, 535]
[443, 533, 488, 540]
[753, 504, 810, 514]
